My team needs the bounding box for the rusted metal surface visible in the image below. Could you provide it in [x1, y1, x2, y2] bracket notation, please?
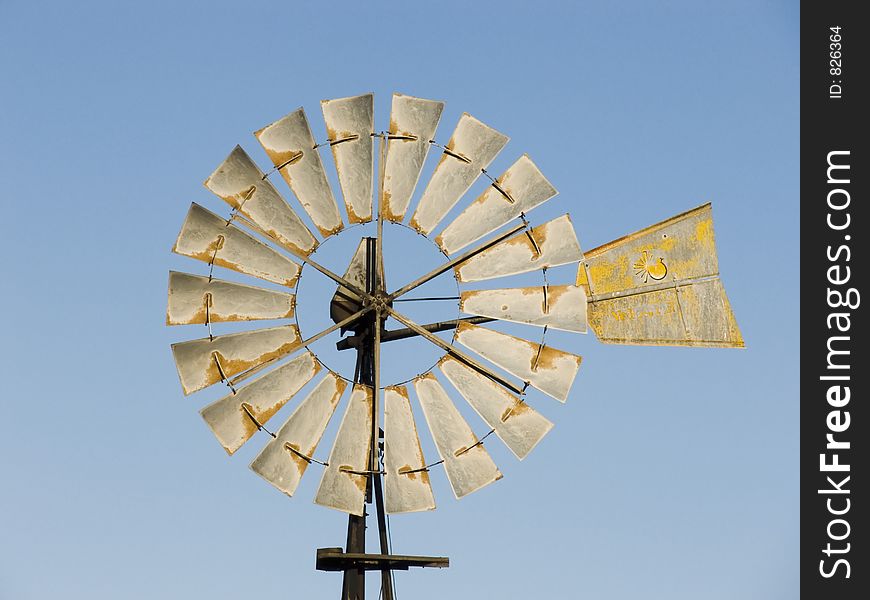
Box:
[579, 203, 718, 296]
[171, 324, 301, 395]
[459, 285, 588, 333]
[454, 323, 581, 402]
[254, 108, 344, 237]
[321, 93, 375, 225]
[409, 113, 509, 235]
[166, 271, 295, 326]
[577, 203, 744, 347]
[381, 93, 445, 222]
[455, 214, 582, 282]
[204, 145, 318, 256]
[250, 373, 347, 497]
[383, 385, 436, 514]
[438, 356, 553, 460]
[436, 154, 558, 255]
[314, 385, 374, 516]
[413, 373, 501, 499]
[200, 351, 321, 454]
[172, 203, 301, 287]
[586, 277, 743, 347]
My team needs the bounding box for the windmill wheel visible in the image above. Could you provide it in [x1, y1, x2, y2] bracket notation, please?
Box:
[167, 92, 743, 518]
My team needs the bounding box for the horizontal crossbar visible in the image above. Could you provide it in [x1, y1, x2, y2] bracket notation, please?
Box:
[315, 548, 449, 572]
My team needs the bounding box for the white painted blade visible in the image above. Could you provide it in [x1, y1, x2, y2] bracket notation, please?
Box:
[436, 154, 557, 254]
[173, 203, 301, 287]
[381, 93, 445, 222]
[460, 285, 588, 333]
[321, 93, 374, 225]
[455, 214, 583, 282]
[250, 373, 347, 497]
[413, 373, 501, 499]
[409, 113, 509, 235]
[171, 324, 301, 395]
[254, 108, 344, 237]
[204, 145, 318, 256]
[167, 271, 295, 326]
[384, 386, 436, 514]
[438, 356, 553, 459]
[454, 323, 581, 402]
[314, 385, 373, 516]
[200, 352, 321, 455]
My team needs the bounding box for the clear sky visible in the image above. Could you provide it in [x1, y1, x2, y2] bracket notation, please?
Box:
[0, 1, 798, 599]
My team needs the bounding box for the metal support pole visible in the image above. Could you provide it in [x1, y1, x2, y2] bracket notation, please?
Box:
[342, 512, 367, 600]
[341, 237, 394, 600]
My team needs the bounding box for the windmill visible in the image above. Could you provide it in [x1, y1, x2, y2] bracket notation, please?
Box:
[167, 93, 743, 599]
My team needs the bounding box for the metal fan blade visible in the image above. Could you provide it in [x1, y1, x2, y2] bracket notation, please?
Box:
[454, 323, 581, 402]
[250, 373, 347, 497]
[460, 285, 588, 333]
[576, 203, 744, 347]
[455, 214, 583, 283]
[436, 154, 558, 255]
[166, 272, 295, 326]
[314, 385, 373, 516]
[409, 113, 509, 235]
[173, 203, 301, 287]
[383, 385, 436, 514]
[381, 93, 445, 222]
[204, 145, 318, 255]
[413, 373, 501, 499]
[320, 93, 375, 224]
[254, 108, 344, 237]
[171, 324, 301, 395]
[438, 356, 554, 459]
[200, 351, 320, 455]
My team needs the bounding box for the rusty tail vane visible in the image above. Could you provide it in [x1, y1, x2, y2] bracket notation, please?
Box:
[577, 203, 743, 347]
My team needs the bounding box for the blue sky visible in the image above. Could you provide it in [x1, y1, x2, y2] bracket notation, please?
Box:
[0, 1, 798, 599]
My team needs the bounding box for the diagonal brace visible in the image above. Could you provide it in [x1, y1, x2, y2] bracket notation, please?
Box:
[385, 307, 523, 395]
[388, 223, 525, 301]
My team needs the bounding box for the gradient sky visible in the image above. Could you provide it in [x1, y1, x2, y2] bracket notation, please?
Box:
[0, 1, 798, 599]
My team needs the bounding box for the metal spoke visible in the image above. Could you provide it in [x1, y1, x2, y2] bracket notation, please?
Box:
[385, 307, 524, 395]
[301, 253, 376, 304]
[379, 316, 495, 342]
[228, 305, 374, 387]
[376, 131, 387, 293]
[393, 296, 459, 302]
[388, 223, 525, 301]
[374, 130, 396, 600]
[303, 306, 375, 347]
[336, 316, 496, 351]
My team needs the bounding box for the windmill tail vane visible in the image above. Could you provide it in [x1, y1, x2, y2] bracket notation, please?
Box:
[166, 91, 742, 599]
[577, 202, 743, 348]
